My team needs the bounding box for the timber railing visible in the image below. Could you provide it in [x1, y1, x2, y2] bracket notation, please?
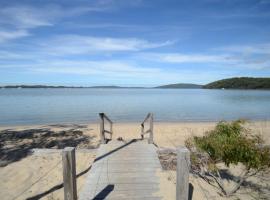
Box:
[61, 113, 191, 200]
[99, 113, 113, 144]
[141, 113, 154, 144]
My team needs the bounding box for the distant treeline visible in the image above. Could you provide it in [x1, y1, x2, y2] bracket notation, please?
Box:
[0, 85, 145, 89]
[155, 83, 202, 89]
[1, 77, 270, 89]
[0, 85, 84, 88]
[203, 77, 270, 89]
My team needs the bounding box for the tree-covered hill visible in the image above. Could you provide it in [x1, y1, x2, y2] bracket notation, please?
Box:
[203, 77, 270, 89]
[156, 83, 202, 89]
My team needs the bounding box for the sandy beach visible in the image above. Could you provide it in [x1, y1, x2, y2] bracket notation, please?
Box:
[0, 121, 270, 200]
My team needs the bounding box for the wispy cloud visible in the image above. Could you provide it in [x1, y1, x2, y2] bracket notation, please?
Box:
[40, 35, 175, 54]
[0, 5, 54, 43]
[0, 3, 111, 29]
[0, 30, 30, 43]
[217, 43, 270, 54]
[140, 53, 230, 63]
[215, 43, 270, 69]
[33, 60, 161, 77]
[4, 58, 226, 85]
[139, 44, 270, 70]
[0, 3, 111, 43]
[0, 5, 53, 29]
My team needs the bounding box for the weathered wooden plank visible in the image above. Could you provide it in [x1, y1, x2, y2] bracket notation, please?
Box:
[93, 197, 161, 200]
[79, 140, 162, 200]
[62, 147, 77, 200]
[32, 148, 96, 155]
[90, 168, 160, 173]
[85, 183, 160, 191]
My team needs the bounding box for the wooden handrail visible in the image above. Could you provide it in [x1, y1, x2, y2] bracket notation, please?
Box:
[99, 113, 113, 144]
[101, 113, 113, 124]
[141, 113, 151, 125]
[141, 113, 154, 144]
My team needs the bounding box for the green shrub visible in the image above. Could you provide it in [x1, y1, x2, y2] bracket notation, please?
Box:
[193, 120, 270, 169]
[186, 120, 270, 196]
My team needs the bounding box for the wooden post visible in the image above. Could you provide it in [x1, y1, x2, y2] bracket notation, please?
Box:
[176, 147, 190, 200]
[62, 147, 77, 200]
[99, 113, 105, 144]
[148, 113, 154, 144]
[110, 123, 113, 140]
[141, 124, 144, 139]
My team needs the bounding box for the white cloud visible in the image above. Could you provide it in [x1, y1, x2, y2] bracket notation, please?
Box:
[217, 43, 270, 55]
[40, 35, 174, 54]
[1, 58, 181, 83]
[0, 51, 27, 59]
[140, 53, 231, 63]
[0, 5, 54, 43]
[0, 6, 54, 29]
[214, 43, 270, 69]
[138, 43, 270, 70]
[0, 30, 30, 43]
[1, 58, 233, 85]
[0, 3, 110, 43]
[32, 60, 161, 76]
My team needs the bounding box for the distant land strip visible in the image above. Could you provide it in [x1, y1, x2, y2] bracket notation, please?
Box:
[155, 83, 202, 89]
[0, 85, 146, 89]
[1, 77, 270, 89]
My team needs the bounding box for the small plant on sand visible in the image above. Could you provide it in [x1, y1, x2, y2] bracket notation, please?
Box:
[185, 120, 270, 197]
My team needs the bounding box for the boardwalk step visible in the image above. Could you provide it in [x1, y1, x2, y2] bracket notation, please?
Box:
[79, 140, 162, 200]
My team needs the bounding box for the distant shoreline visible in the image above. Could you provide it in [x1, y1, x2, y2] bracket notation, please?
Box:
[1, 118, 270, 128]
[1, 77, 270, 89]
[0, 84, 201, 89]
[1, 87, 270, 91]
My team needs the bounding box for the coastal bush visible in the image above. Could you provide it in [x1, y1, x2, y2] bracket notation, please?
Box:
[203, 77, 270, 89]
[185, 120, 270, 196]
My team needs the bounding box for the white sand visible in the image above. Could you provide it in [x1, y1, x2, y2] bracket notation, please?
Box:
[0, 121, 269, 200]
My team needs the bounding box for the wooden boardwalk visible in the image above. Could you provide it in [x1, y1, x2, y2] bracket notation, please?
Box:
[79, 139, 163, 200]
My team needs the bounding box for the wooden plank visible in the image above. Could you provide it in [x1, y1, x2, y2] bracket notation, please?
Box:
[85, 183, 160, 191]
[62, 147, 77, 200]
[176, 147, 190, 200]
[31, 148, 96, 155]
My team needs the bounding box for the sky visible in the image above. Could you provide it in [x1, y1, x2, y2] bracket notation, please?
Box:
[0, 0, 270, 87]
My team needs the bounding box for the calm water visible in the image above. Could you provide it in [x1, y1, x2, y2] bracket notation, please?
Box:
[0, 88, 270, 125]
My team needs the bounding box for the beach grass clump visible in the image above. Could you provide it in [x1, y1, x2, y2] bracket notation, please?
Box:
[186, 120, 270, 196]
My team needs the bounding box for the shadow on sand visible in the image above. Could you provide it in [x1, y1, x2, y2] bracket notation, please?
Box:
[25, 164, 92, 200]
[0, 126, 96, 167]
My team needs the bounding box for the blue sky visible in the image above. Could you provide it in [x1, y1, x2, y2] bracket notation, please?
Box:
[0, 0, 270, 86]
